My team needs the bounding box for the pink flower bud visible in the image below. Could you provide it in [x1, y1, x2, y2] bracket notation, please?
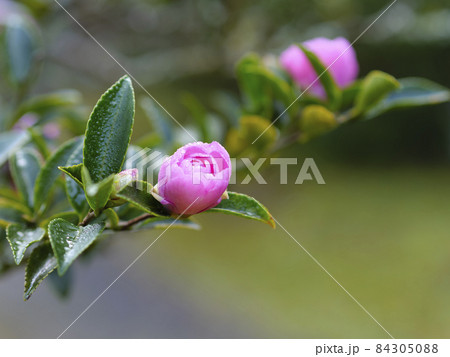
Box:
[280, 37, 359, 99]
[155, 141, 231, 215]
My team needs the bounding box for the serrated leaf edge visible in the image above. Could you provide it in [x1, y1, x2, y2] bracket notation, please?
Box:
[48, 218, 105, 276]
[6, 224, 46, 264]
[23, 244, 57, 301]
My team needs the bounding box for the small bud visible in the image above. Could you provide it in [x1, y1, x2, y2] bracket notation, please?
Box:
[299, 105, 337, 142]
[225, 115, 277, 157]
[221, 190, 229, 200]
[113, 168, 138, 194]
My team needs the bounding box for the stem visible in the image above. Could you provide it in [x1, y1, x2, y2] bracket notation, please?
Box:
[80, 210, 96, 226]
[115, 213, 154, 230]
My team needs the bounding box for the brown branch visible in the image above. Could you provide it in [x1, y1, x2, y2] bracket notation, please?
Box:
[115, 213, 154, 230]
[81, 209, 155, 230]
[80, 210, 96, 226]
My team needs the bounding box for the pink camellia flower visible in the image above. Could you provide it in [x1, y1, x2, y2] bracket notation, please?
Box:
[154, 141, 231, 216]
[280, 37, 359, 98]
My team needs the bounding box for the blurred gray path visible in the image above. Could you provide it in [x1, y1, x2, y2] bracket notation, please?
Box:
[0, 236, 254, 338]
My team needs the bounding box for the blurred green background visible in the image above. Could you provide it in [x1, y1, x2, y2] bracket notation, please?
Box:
[1, 0, 450, 338]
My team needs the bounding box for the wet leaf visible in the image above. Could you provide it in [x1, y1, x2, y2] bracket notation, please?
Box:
[48, 218, 105, 276]
[24, 243, 57, 300]
[10, 148, 41, 209]
[34, 137, 82, 214]
[207, 192, 275, 227]
[83, 76, 135, 183]
[6, 224, 45, 264]
[115, 180, 170, 217]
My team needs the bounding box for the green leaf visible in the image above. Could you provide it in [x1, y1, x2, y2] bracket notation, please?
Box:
[40, 211, 80, 230]
[59, 163, 83, 186]
[6, 224, 45, 264]
[354, 70, 400, 115]
[28, 127, 51, 159]
[236, 54, 295, 118]
[24, 243, 57, 300]
[115, 180, 170, 217]
[182, 93, 210, 141]
[364, 77, 450, 120]
[341, 80, 362, 110]
[63, 143, 89, 217]
[136, 217, 200, 231]
[0, 206, 25, 227]
[13, 90, 82, 123]
[236, 55, 263, 114]
[0, 196, 30, 214]
[34, 137, 82, 214]
[83, 76, 135, 183]
[0, 227, 15, 273]
[115, 202, 147, 221]
[225, 115, 277, 158]
[299, 105, 337, 143]
[0, 130, 29, 167]
[48, 218, 105, 276]
[207, 192, 275, 227]
[297, 44, 342, 110]
[0, 187, 20, 201]
[104, 208, 119, 229]
[10, 148, 41, 210]
[81, 166, 115, 214]
[4, 17, 37, 85]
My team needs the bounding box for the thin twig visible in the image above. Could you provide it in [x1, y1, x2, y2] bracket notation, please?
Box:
[116, 213, 154, 230]
[80, 210, 96, 226]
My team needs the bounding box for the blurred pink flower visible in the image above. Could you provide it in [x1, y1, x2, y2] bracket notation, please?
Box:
[42, 123, 60, 139]
[13, 113, 38, 130]
[155, 141, 231, 216]
[0, 0, 24, 25]
[280, 37, 359, 98]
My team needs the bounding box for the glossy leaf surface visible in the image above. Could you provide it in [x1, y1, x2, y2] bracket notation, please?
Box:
[364, 77, 450, 120]
[207, 192, 275, 227]
[63, 144, 89, 216]
[4, 17, 36, 85]
[354, 70, 400, 114]
[83, 76, 135, 182]
[115, 180, 169, 217]
[24, 243, 57, 300]
[6, 224, 45, 264]
[0, 131, 29, 166]
[48, 218, 105, 276]
[81, 166, 114, 214]
[34, 137, 82, 214]
[10, 148, 41, 209]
